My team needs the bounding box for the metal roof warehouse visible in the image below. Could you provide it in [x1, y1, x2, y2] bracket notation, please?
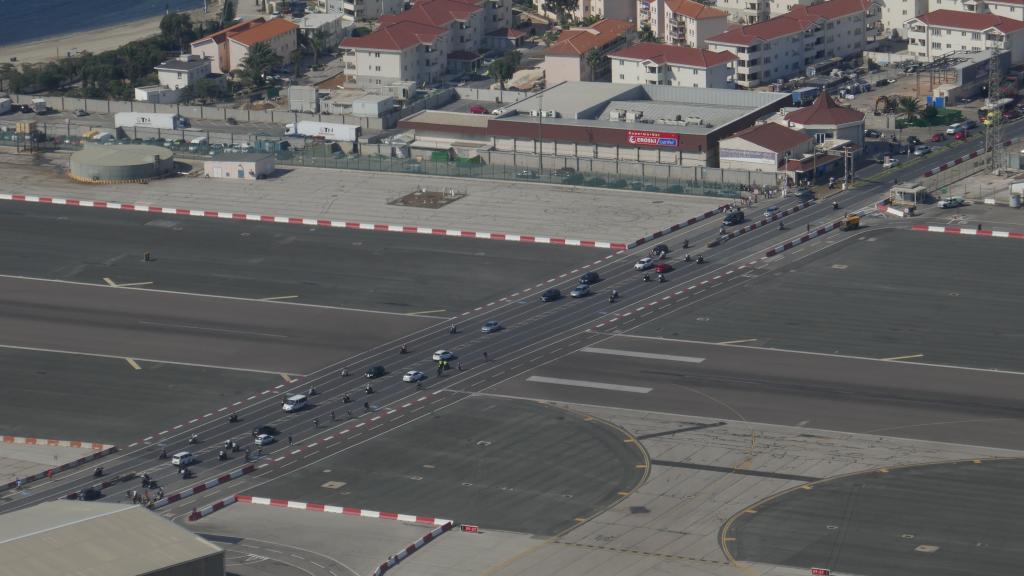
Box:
[397, 81, 790, 166]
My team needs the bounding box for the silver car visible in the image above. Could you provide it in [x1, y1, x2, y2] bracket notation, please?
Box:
[481, 320, 502, 333]
[570, 284, 590, 298]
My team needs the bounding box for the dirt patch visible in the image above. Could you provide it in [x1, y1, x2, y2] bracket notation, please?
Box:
[388, 187, 467, 209]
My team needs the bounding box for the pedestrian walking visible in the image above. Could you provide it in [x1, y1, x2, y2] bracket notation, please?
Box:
[458, 362, 463, 371]
[288, 435, 293, 445]
[313, 418, 319, 429]
[483, 351, 489, 361]
[257, 448, 263, 457]
[15, 478, 21, 490]
[806, 223, 810, 232]
[331, 410, 335, 421]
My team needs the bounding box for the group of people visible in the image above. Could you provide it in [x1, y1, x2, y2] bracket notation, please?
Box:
[126, 487, 163, 507]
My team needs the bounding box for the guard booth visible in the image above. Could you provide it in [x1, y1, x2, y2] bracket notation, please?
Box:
[890, 183, 928, 206]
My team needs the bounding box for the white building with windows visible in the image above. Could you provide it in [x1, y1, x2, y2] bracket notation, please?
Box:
[610, 42, 737, 87]
[536, 0, 636, 23]
[638, 0, 730, 47]
[904, 9, 1024, 62]
[714, 0, 771, 24]
[706, 0, 871, 88]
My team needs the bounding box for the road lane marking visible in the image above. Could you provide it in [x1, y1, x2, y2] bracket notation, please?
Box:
[527, 376, 652, 393]
[881, 353, 924, 361]
[279, 374, 294, 383]
[408, 309, 447, 315]
[581, 347, 704, 364]
[125, 358, 141, 370]
[138, 320, 288, 339]
[260, 295, 299, 301]
[718, 339, 758, 345]
[0, 343, 288, 375]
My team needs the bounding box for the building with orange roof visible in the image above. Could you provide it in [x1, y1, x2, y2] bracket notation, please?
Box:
[638, 0, 729, 48]
[774, 89, 865, 150]
[536, 0, 637, 23]
[905, 9, 1024, 63]
[543, 19, 636, 83]
[706, 0, 873, 88]
[610, 42, 736, 87]
[189, 18, 299, 74]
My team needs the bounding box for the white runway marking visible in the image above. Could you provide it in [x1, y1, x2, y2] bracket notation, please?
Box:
[527, 376, 652, 394]
[581, 347, 705, 364]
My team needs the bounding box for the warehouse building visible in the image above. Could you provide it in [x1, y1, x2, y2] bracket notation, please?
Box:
[0, 501, 224, 576]
[397, 81, 790, 167]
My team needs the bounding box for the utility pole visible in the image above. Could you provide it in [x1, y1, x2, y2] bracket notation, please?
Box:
[537, 90, 543, 176]
[984, 47, 1004, 173]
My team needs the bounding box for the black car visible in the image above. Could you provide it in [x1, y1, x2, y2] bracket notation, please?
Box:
[650, 243, 669, 256]
[540, 288, 561, 302]
[365, 365, 385, 378]
[723, 211, 745, 226]
[67, 487, 102, 501]
[252, 425, 279, 437]
[864, 129, 881, 138]
[908, 135, 922, 146]
[579, 271, 600, 285]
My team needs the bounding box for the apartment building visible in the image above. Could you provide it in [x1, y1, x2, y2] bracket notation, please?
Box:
[543, 19, 636, 83]
[706, 0, 871, 88]
[156, 55, 213, 90]
[905, 9, 1024, 62]
[638, 0, 730, 47]
[190, 18, 299, 74]
[536, 0, 636, 23]
[610, 42, 737, 87]
[340, 0, 515, 87]
[714, 0, 771, 25]
[332, 0, 405, 23]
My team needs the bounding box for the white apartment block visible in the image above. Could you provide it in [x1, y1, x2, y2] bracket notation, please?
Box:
[638, 0, 730, 47]
[340, 0, 515, 87]
[610, 42, 737, 87]
[877, 0, 929, 37]
[336, 0, 405, 22]
[706, 0, 871, 88]
[155, 55, 212, 90]
[905, 9, 1024, 62]
[929, 0, 1024, 20]
[714, 0, 771, 24]
[536, 0, 636, 22]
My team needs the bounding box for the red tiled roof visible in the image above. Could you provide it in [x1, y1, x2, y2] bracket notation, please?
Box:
[609, 43, 736, 68]
[380, 0, 481, 28]
[785, 91, 864, 125]
[709, 0, 870, 45]
[487, 27, 527, 38]
[229, 18, 299, 47]
[729, 123, 811, 153]
[545, 19, 634, 56]
[340, 20, 446, 51]
[192, 18, 265, 46]
[911, 9, 1024, 33]
[665, 0, 728, 20]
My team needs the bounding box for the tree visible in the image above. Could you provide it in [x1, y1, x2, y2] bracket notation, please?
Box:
[638, 24, 658, 43]
[541, 29, 561, 47]
[489, 53, 520, 91]
[289, 48, 303, 79]
[220, 0, 236, 26]
[160, 13, 196, 53]
[544, 0, 579, 24]
[585, 47, 603, 81]
[309, 29, 331, 67]
[238, 41, 283, 87]
[897, 96, 921, 122]
[921, 105, 939, 123]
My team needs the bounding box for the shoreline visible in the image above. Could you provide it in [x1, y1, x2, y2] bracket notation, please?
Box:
[0, 6, 219, 65]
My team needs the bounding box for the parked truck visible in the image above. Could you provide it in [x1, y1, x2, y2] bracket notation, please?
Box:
[284, 121, 360, 142]
[32, 98, 48, 114]
[790, 86, 822, 106]
[114, 112, 188, 130]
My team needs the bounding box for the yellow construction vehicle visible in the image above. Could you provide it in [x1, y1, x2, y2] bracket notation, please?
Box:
[840, 214, 860, 231]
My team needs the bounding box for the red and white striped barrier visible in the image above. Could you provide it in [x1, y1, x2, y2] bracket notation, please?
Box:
[910, 224, 1024, 239]
[0, 193, 626, 251]
[4, 436, 116, 490]
[628, 205, 729, 248]
[235, 494, 452, 526]
[921, 147, 984, 177]
[152, 464, 255, 509]
[765, 221, 842, 257]
[188, 494, 238, 521]
[876, 201, 908, 218]
[371, 521, 455, 576]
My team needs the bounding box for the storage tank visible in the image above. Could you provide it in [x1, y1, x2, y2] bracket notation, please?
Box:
[69, 144, 174, 183]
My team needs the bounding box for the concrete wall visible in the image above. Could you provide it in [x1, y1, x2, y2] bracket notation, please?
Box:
[453, 87, 531, 105]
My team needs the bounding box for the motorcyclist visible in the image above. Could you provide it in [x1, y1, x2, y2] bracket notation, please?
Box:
[400, 344, 408, 354]
[642, 273, 650, 282]
[93, 466, 103, 477]
[658, 274, 665, 283]
[697, 255, 705, 264]
[778, 221, 785, 230]
[363, 401, 370, 411]
[684, 254, 692, 262]
[218, 450, 227, 461]
[682, 239, 689, 249]
[343, 393, 351, 403]
[832, 200, 839, 210]
[228, 412, 238, 423]
[308, 387, 316, 396]
[188, 433, 199, 444]
[365, 384, 374, 394]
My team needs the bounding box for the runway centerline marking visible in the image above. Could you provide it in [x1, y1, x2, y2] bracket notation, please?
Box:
[881, 353, 924, 361]
[260, 295, 299, 301]
[0, 343, 290, 375]
[137, 320, 289, 339]
[718, 339, 758, 345]
[581, 347, 705, 364]
[527, 376, 652, 394]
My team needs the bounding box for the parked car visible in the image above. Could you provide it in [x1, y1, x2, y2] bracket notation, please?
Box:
[554, 167, 576, 178]
[764, 206, 779, 218]
[540, 288, 561, 302]
[481, 320, 502, 333]
[864, 129, 881, 138]
[403, 370, 426, 382]
[954, 130, 968, 141]
[73, 109, 88, 117]
[469, 105, 488, 114]
[226, 117, 238, 125]
[946, 123, 962, 135]
[570, 284, 591, 298]
[931, 132, 945, 142]
[515, 169, 538, 179]
[939, 196, 965, 209]
[908, 135, 922, 146]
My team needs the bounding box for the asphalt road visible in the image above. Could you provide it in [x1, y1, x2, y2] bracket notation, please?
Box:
[726, 458, 1024, 576]
[634, 227, 1024, 372]
[489, 337, 1024, 450]
[0, 201, 602, 313]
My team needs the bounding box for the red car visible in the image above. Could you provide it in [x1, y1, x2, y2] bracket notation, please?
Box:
[469, 105, 488, 114]
[954, 130, 968, 140]
[931, 132, 945, 142]
[654, 262, 672, 273]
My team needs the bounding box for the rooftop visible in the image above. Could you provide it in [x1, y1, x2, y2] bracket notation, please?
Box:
[155, 56, 211, 72]
[0, 501, 222, 576]
[380, 0, 481, 27]
[666, 0, 729, 20]
[785, 91, 864, 125]
[497, 82, 789, 135]
[402, 109, 491, 128]
[341, 20, 446, 50]
[545, 19, 634, 56]
[191, 17, 265, 46]
[909, 9, 1024, 33]
[207, 152, 275, 162]
[708, 0, 870, 45]
[229, 18, 300, 47]
[609, 43, 737, 68]
[726, 122, 812, 153]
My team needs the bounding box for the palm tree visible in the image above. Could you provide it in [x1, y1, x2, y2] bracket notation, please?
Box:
[239, 41, 283, 87]
[310, 29, 330, 68]
[289, 48, 303, 79]
[585, 48, 604, 81]
[897, 96, 921, 122]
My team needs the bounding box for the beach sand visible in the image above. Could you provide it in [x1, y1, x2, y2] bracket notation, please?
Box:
[0, 1, 259, 65]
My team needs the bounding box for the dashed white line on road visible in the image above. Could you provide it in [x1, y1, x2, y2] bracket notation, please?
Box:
[143, 436, 153, 441]
[129, 442, 138, 447]
[204, 413, 213, 418]
[307, 443, 317, 448]
[291, 450, 302, 455]
[173, 425, 182, 430]
[355, 423, 365, 428]
[159, 430, 168, 435]
[402, 403, 411, 408]
[275, 456, 285, 462]
[189, 419, 198, 424]
[371, 416, 381, 421]
[247, 396, 256, 400]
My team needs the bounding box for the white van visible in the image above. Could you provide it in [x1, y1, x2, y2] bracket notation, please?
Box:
[92, 131, 114, 144]
[171, 451, 195, 466]
[282, 394, 308, 412]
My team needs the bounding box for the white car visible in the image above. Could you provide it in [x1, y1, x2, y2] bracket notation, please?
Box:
[945, 123, 961, 135]
[432, 350, 455, 361]
[171, 451, 195, 466]
[403, 370, 426, 382]
[634, 257, 654, 271]
[939, 196, 965, 209]
[255, 434, 276, 447]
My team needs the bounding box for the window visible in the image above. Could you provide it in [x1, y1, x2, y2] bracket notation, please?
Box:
[177, 72, 183, 79]
[375, 65, 380, 71]
[932, 42, 941, 48]
[620, 73, 624, 79]
[693, 68, 699, 74]
[374, 52, 380, 57]
[972, 32, 981, 39]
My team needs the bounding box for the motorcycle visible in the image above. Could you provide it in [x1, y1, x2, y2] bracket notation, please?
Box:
[365, 384, 375, 394]
[400, 345, 408, 354]
[658, 274, 665, 283]
[696, 256, 705, 264]
[683, 254, 692, 262]
[642, 274, 651, 283]
[188, 434, 199, 445]
[93, 467, 103, 478]
[228, 413, 238, 423]
[682, 239, 689, 249]
[218, 450, 227, 461]
[778, 221, 785, 230]
[342, 394, 352, 404]
[832, 201, 840, 210]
